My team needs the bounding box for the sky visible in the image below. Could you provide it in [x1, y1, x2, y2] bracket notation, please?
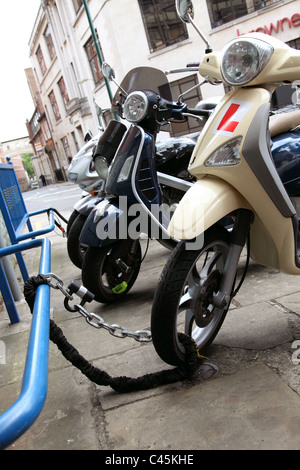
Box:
[0, 0, 41, 143]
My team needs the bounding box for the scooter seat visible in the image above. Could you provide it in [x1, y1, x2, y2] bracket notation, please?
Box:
[270, 109, 300, 137]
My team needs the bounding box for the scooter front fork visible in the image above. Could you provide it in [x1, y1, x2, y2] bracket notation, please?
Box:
[213, 209, 253, 309]
[113, 238, 140, 274]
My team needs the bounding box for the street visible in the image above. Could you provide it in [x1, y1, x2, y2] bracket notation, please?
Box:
[23, 182, 83, 216]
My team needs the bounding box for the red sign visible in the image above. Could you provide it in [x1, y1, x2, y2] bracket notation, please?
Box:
[237, 12, 300, 36]
[213, 99, 253, 137]
[217, 103, 240, 133]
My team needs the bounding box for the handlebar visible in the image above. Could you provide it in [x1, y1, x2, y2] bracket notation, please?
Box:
[166, 67, 199, 75]
[156, 99, 211, 122]
[166, 62, 200, 75]
[186, 107, 211, 117]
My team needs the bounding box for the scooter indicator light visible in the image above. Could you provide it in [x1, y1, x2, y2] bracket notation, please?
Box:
[205, 137, 242, 166]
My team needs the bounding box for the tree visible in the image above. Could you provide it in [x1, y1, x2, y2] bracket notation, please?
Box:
[22, 153, 34, 178]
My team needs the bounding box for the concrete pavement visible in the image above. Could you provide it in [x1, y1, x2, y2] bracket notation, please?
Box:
[0, 205, 300, 451]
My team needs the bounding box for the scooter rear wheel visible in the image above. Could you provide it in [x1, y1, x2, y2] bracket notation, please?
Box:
[151, 224, 231, 365]
[82, 240, 142, 303]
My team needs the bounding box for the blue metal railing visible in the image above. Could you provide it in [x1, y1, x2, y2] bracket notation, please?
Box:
[0, 163, 55, 323]
[0, 237, 51, 450]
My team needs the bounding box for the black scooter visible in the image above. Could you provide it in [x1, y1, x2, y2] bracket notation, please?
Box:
[79, 65, 210, 302]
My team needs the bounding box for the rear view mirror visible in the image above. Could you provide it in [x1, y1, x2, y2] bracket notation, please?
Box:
[176, 0, 194, 23]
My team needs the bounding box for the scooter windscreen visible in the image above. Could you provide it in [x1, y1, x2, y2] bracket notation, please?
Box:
[112, 67, 172, 116]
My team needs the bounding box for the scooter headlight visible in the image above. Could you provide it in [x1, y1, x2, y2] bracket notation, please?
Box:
[94, 156, 109, 180]
[123, 91, 148, 123]
[221, 38, 273, 86]
[67, 172, 78, 183]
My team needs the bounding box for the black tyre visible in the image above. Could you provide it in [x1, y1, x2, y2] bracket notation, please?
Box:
[67, 213, 88, 269]
[67, 209, 80, 235]
[82, 240, 142, 303]
[151, 225, 231, 365]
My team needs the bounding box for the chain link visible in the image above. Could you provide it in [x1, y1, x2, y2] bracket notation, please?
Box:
[45, 273, 152, 343]
[77, 305, 152, 342]
[45, 273, 73, 300]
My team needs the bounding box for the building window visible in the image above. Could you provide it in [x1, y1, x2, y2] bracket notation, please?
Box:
[58, 77, 70, 109]
[84, 36, 104, 85]
[287, 37, 300, 50]
[169, 75, 203, 136]
[61, 136, 72, 163]
[49, 90, 61, 122]
[41, 121, 52, 142]
[73, 0, 83, 14]
[36, 46, 47, 76]
[207, 0, 282, 28]
[44, 25, 56, 61]
[71, 131, 80, 152]
[138, 0, 188, 53]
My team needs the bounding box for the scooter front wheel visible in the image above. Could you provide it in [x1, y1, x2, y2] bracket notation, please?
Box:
[151, 225, 231, 366]
[82, 240, 142, 303]
[67, 209, 79, 235]
[67, 213, 88, 269]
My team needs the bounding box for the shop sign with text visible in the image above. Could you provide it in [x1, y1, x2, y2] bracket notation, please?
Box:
[237, 12, 300, 36]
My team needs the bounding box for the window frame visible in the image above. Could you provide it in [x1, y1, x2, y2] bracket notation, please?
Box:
[48, 90, 61, 122]
[61, 136, 72, 163]
[44, 25, 56, 61]
[72, 0, 83, 14]
[138, 0, 188, 53]
[36, 45, 47, 76]
[207, 0, 283, 28]
[84, 35, 104, 85]
[57, 76, 70, 109]
[169, 74, 204, 137]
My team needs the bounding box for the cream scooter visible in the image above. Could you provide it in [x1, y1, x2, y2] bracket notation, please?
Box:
[151, 0, 300, 365]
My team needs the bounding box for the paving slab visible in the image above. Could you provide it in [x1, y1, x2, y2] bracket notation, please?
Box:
[104, 365, 300, 450]
[275, 291, 300, 316]
[215, 301, 294, 349]
[2, 367, 99, 450]
[1, 190, 300, 451]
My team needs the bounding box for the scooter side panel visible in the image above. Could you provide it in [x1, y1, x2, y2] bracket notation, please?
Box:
[184, 87, 300, 273]
[168, 177, 251, 240]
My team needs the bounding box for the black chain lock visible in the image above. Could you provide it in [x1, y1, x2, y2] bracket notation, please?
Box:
[63, 280, 95, 312]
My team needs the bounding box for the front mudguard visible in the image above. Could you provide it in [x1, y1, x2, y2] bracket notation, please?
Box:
[79, 198, 126, 247]
[73, 194, 102, 217]
[168, 178, 251, 240]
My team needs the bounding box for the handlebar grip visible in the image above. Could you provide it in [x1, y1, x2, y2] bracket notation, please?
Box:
[187, 108, 211, 117]
[186, 62, 200, 67]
